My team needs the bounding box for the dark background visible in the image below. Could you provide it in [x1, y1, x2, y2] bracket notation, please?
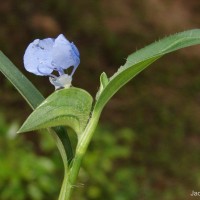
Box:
[1, 0, 200, 199]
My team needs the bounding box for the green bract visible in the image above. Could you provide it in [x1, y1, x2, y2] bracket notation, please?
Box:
[18, 88, 93, 135]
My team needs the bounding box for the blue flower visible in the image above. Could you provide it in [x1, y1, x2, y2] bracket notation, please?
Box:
[23, 34, 80, 89]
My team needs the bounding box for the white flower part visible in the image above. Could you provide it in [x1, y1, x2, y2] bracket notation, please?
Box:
[49, 74, 72, 90]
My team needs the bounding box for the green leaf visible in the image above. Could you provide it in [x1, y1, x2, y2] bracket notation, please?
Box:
[96, 72, 109, 100]
[0, 51, 44, 109]
[0, 52, 74, 165]
[95, 29, 200, 112]
[18, 87, 93, 135]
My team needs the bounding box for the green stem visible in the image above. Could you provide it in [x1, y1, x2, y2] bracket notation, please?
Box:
[58, 171, 69, 200]
[59, 108, 101, 200]
[59, 154, 83, 200]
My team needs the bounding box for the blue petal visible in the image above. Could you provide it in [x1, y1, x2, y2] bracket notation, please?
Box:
[24, 34, 80, 78]
[71, 42, 80, 57]
[52, 34, 80, 74]
[24, 38, 54, 76]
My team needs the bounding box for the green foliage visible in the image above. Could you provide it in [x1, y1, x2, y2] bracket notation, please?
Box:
[0, 115, 60, 200]
[1, 115, 200, 200]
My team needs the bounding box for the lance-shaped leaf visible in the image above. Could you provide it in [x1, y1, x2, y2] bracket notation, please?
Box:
[0, 51, 44, 109]
[0, 52, 74, 165]
[95, 29, 200, 113]
[18, 87, 93, 135]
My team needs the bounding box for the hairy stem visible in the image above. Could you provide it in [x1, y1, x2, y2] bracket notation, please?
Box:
[59, 108, 101, 200]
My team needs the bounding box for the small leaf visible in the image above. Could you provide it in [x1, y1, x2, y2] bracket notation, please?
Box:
[18, 87, 93, 135]
[100, 72, 109, 87]
[95, 29, 200, 113]
[96, 72, 109, 100]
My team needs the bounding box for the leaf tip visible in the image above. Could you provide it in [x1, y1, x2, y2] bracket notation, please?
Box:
[17, 122, 35, 134]
[17, 126, 29, 134]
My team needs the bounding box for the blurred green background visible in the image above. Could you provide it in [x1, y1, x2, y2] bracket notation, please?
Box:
[1, 0, 200, 199]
